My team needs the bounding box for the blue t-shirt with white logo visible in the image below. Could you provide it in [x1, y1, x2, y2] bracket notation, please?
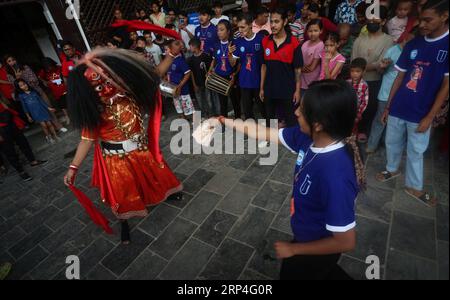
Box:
[279, 126, 359, 243]
[167, 55, 191, 96]
[390, 31, 449, 123]
[233, 33, 264, 89]
[213, 41, 234, 77]
[195, 24, 219, 56]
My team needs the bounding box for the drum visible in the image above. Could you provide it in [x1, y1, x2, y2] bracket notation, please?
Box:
[159, 80, 177, 97]
[205, 73, 233, 96]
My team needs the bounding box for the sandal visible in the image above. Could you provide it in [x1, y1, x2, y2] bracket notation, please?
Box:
[405, 189, 437, 208]
[376, 170, 401, 183]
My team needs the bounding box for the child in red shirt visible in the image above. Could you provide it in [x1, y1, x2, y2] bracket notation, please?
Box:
[348, 58, 369, 136]
[39, 58, 70, 125]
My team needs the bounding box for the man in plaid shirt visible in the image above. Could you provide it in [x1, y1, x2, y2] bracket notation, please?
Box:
[348, 58, 369, 135]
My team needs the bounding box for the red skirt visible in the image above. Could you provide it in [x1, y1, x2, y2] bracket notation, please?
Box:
[91, 145, 182, 219]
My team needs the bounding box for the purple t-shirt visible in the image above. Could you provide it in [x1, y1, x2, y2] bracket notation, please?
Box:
[195, 23, 219, 56]
[301, 40, 324, 89]
[168, 55, 191, 96]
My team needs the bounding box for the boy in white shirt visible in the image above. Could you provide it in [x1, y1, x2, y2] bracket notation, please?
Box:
[211, 1, 229, 26]
[143, 31, 163, 65]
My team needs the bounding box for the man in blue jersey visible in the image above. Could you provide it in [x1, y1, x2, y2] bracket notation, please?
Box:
[195, 6, 219, 56]
[230, 14, 266, 123]
[378, 0, 449, 207]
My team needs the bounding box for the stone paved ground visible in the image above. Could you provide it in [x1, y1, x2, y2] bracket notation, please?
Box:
[0, 116, 448, 280]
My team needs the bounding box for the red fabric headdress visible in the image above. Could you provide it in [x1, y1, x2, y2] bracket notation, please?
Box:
[111, 20, 182, 41]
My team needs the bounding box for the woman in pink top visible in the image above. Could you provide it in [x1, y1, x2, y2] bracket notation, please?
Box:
[319, 33, 346, 80]
[301, 19, 324, 90]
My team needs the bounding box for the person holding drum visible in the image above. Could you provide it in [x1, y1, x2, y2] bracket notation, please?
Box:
[208, 20, 241, 123]
[167, 39, 195, 119]
[229, 13, 267, 124]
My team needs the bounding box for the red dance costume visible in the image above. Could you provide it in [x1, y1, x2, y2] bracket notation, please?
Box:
[81, 68, 182, 220]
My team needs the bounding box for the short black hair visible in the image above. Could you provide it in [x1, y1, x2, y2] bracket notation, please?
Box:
[189, 37, 201, 49]
[166, 39, 178, 48]
[379, 5, 389, 20]
[179, 10, 188, 18]
[217, 19, 232, 34]
[325, 32, 340, 44]
[423, 0, 449, 21]
[350, 57, 368, 71]
[270, 6, 288, 20]
[307, 2, 320, 14]
[143, 30, 152, 35]
[306, 19, 323, 30]
[199, 5, 212, 16]
[256, 6, 270, 17]
[136, 36, 146, 43]
[302, 80, 357, 141]
[62, 40, 74, 48]
[286, 3, 297, 15]
[151, 1, 161, 8]
[135, 47, 145, 53]
[107, 39, 120, 47]
[356, 2, 368, 15]
[238, 13, 254, 26]
[213, 1, 223, 8]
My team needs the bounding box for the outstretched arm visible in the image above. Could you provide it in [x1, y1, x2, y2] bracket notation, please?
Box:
[219, 117, 280, 145]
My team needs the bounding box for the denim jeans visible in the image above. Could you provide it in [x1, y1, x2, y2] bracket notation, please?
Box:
[385, 116, 431, 191]
[367, 100, 388, 151]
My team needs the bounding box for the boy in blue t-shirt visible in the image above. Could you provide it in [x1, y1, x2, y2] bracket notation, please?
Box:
[218, 80, 364, 280]
[194, 6, 219, 56]
[367, 33, 415, 153]
[230, 14, 266, 122]
[378, 0, 449, 207]
[166, 40, 195, 118]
